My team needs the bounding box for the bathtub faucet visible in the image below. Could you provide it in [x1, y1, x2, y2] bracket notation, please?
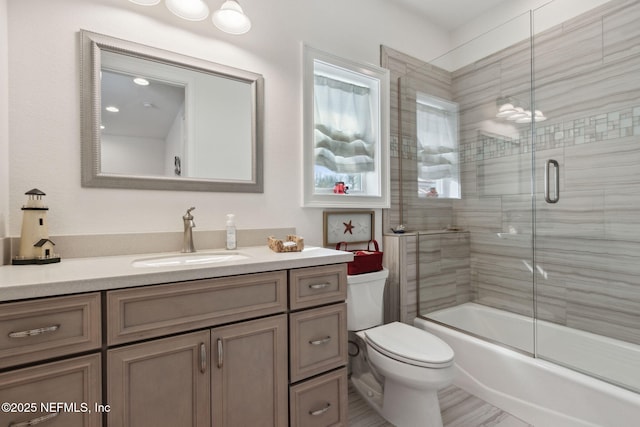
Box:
[182, 207, 196, 253]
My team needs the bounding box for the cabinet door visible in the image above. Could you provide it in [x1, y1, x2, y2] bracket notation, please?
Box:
[107, 330, 210, 427]
[212, 314, 288, 427]
[0, 353, 101, 427]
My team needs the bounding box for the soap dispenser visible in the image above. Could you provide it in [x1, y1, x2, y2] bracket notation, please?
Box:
[226, 214, 237, 250]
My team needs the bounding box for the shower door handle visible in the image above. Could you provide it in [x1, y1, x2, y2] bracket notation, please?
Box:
[544, 159, 560, 204]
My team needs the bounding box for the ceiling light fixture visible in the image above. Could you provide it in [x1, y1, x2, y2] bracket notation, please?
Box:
[212, 1, 252, 35]
[129, 0, 160, 5]
[497, 98, 547, 123]
[133, 77, 150, 86]
[496, 102, 516, 118]
[506, 107, 527, 121]
[165, 0, 210, 21]
[128, 0, 252, 34]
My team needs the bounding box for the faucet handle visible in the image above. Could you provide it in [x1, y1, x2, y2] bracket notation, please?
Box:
[184, 206, 195, 220]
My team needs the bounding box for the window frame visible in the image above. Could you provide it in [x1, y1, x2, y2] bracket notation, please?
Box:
[302, 45, 390, 208]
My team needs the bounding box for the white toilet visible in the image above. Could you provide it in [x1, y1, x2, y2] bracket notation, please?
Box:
[347, 268, 455, 427]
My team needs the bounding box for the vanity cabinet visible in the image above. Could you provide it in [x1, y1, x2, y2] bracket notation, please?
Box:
[1, 258, 349, 427]
[287, 264, 349, 427]
[106, 271, 289, 427]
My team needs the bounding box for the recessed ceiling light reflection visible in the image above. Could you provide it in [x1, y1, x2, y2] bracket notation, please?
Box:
[105, 106, 120, 113]
[133, 77, 150, 86]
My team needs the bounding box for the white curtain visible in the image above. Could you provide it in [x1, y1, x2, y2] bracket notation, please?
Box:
[314, 76, 375, 173]
[416, 102, 456, 180]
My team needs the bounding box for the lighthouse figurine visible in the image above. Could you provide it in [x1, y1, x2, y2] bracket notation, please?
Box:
[12, 189, 61, 265]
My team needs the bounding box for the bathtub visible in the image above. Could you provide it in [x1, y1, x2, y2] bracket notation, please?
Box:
[414, 302, 640, 427]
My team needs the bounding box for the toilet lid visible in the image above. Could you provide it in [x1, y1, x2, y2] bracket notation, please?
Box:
[364, 322, 454, 368]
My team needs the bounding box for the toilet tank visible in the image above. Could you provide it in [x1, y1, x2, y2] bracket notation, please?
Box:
[346, 268, 389, 331]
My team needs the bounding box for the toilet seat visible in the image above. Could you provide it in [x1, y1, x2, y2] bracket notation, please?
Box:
[364, 322, 454, 368]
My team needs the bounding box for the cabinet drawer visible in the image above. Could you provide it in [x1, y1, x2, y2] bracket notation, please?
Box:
[107, 271, 287, 345]
[0, 293, 101, 369]
[289, 368, 348, 427]
[0, 353, 102, 427]
[289, 303, 347, 382]
[289, 264, 347, 310]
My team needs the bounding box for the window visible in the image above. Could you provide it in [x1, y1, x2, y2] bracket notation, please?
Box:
[303, 46, 389, 208]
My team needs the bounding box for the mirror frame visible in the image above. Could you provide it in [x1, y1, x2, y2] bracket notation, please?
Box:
[80, 30, 264, 192]
[302, 45, 390, 208]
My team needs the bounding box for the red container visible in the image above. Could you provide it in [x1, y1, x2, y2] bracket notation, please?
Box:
[336, 240, 383, 275]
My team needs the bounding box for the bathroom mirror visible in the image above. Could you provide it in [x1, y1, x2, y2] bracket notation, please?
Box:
[80, 30, 263, 192]
[302, 45, 390, 208]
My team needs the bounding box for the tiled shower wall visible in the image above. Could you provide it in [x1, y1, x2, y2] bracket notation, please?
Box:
[383, 0, 640, 345]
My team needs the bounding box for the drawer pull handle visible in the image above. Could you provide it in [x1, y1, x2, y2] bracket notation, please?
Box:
[309, 283, 330, 290]
[309, 403, 331, 416]
[309, 336, 331, 346]
[9, 324, 60, 339]
[9, 411, 59, 427]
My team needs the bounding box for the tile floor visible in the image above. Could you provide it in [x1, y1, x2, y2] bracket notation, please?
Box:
[348, 381, 533, 427]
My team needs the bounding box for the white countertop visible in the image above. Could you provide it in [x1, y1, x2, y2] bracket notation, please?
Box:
[0, 246, 353, 302]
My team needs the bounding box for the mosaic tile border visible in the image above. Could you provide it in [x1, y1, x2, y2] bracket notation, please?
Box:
[459, 104, 640, 164]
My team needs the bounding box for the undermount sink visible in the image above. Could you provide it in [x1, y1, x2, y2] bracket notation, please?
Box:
[132, 251, 250, 268]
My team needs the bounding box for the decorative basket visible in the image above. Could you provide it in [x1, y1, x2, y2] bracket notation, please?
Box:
[336, 240, 383, 275]
[268, 235, 304, 253]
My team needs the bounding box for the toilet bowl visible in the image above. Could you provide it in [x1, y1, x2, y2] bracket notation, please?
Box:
[347, 269, 455, 427]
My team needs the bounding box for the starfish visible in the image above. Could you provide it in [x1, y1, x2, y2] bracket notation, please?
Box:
[343, 220, 355, 234]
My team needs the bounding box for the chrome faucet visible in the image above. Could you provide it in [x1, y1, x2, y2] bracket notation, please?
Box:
[182, 207, 196, 253]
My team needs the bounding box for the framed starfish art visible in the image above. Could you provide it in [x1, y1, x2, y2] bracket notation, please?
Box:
[323, 210, 374, 247]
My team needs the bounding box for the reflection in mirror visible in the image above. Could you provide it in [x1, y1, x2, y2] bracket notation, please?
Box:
[303, 45, 390, 208]
[100, 65, 186, 177]
[80, 30, 263, 192]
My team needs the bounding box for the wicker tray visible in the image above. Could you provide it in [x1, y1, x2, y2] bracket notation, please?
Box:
[267, 235, 304, 252]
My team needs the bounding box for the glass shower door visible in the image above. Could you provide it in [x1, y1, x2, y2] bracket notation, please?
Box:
[413, 11, 537, 355]
[532, 0, 640, 393]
